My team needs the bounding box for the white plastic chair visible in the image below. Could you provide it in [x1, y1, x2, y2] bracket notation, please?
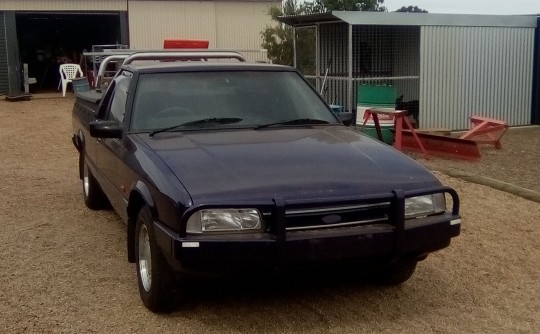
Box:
[58, 64, 83, 97]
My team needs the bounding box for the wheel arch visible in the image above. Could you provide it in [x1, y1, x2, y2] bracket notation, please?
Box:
[127, 181, 156, 263]
[74, 130, 85, 179]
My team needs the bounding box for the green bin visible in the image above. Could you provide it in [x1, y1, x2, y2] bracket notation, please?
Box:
[357, 84, 396, 106]
[356, 84, 396, 145]
[362, 124, 394, 145]
[72, 77, 90, 92]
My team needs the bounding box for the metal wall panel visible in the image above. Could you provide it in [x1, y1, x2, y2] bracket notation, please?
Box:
[214, 2, 274, 50]
[420, 26, 535, 130]
[0, 0, 127, 11]
[0, 11, 21, 95]
[392, 26, 420, 102]
[128, 1, 217, 49]
[532, 17, 540, 125]
[316, 23, 421, 112]
[318, 23, 349, 105]
[0, 12, 8, 94]
[4, 11, 20, 95]
[129, 0, 275, 58]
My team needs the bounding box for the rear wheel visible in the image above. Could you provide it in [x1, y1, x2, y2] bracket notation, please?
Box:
[372, 258, 418, 285]
[135, 205, 176, 312]
[82, 156, 107, 210]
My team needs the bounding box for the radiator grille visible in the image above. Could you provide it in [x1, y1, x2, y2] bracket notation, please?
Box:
[282, 202, 391, 232]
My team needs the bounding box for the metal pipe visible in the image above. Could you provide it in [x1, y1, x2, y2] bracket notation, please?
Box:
[122, 51, 246, 65]
[95, 51, 247, 92]
[293, 26, 297, 68]
[348, 23, 353, 112]
[95, 55, 130, 92]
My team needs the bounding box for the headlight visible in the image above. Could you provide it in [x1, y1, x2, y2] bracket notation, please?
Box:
[186, 208, 263, 234]
[405, 194, 446, 218]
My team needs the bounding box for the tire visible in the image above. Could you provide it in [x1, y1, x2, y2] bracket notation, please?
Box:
[372, 258, 418, 285]
[135, 205, 176, 312]
[82, 156, 108, 210]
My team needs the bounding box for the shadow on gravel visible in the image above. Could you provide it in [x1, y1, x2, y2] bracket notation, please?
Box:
[162, 263, 454, 332]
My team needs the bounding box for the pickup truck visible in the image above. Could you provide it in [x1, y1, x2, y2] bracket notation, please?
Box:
[72, 51, 462, 312]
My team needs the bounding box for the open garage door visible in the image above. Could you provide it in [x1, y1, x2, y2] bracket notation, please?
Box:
[16, 12, 128, 93]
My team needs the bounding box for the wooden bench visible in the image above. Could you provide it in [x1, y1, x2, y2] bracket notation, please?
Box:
[360, 107, 429, 159]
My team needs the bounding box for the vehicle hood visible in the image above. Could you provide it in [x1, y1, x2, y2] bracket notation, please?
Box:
[135, 127, 441, 203]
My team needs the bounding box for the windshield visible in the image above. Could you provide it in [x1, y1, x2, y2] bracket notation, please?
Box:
[130, 71, 338, 132]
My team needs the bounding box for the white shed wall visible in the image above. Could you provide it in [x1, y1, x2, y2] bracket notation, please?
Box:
[0, 0, 276, 61]
[214, 2, 271, 50]
[128, 1, 275, 61]
[420, 26, 535, 130]
[128, 1, 217, 48]
[0, 0, 127, 11]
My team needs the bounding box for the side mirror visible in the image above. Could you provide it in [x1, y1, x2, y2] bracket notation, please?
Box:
[337, 112, 354, 126]
[90, 120, 123, 138]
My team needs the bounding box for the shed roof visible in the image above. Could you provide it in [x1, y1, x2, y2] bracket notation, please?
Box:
[279, 11, 538, 28]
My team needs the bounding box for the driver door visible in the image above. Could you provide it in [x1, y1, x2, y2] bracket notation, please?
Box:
[95, 72, 132, 217]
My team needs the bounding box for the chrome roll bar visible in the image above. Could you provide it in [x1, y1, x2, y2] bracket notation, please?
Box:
[122, 51, 246, 65]
[95, 51, 246, 92]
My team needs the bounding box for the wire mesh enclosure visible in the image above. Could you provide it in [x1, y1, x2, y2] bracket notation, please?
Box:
[295, 26, 316, 76]
[298, 23, 421, 124]
[287, 12, 537, 130]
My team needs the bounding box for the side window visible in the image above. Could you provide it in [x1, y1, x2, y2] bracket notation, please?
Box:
[107, 73, 131, 123]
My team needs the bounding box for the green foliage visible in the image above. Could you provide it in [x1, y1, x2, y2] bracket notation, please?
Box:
[317, 0, 386, 11]
[260, 1, 295, 65]
[261, 0, 387, 66]
[396, 5, 428, 13]
[295, 28, 317, 75]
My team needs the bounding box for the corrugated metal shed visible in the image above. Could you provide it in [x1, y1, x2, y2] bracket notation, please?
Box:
[0, 11, 20, 95]
[0, 0, 278, 94]
[0, 0, 128, 11]
[0, 13, 8, 93]
[531, 16, 540, 125]
[215, 2, 273, 50]
[128, 1, 275, 62]
[321, 11, 537, 28]
[420, 26, 535, 129]
[280, 11, 539, 130]
[128, 1, 218, 48]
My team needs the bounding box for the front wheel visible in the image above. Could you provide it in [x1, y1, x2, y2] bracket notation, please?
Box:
[135, 205, 177, 312]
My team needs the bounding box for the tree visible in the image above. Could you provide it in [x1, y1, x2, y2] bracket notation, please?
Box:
[396, 5, 428, 13]
[261, 0, 386, 66]
[314, 0, 386, 11]
[260, 4, 295, 66]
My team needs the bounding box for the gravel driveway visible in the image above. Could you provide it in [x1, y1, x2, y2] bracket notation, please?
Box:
[1, 97, 538, 333]
[420, 126, 540, 194]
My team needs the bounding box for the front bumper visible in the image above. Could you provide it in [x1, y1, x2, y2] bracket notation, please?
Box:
[154, 187, 461, 274]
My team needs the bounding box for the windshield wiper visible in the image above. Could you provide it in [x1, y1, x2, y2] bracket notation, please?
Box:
[255, 118, 330, 130]
[149, 117, 243, 137]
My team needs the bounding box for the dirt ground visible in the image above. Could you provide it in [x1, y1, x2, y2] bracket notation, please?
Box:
[0, 96, 539, 333]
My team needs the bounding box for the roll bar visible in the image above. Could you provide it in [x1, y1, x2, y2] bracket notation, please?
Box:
[122, 51, 246, 65]
[95, 55, 130, 92]
[95, 51, 246, 92]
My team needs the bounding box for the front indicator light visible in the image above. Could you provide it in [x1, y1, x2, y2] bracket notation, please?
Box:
[450, 219, 462, 225]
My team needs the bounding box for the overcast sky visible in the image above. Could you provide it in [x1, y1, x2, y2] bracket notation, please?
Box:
[383, 0, 540, 15]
